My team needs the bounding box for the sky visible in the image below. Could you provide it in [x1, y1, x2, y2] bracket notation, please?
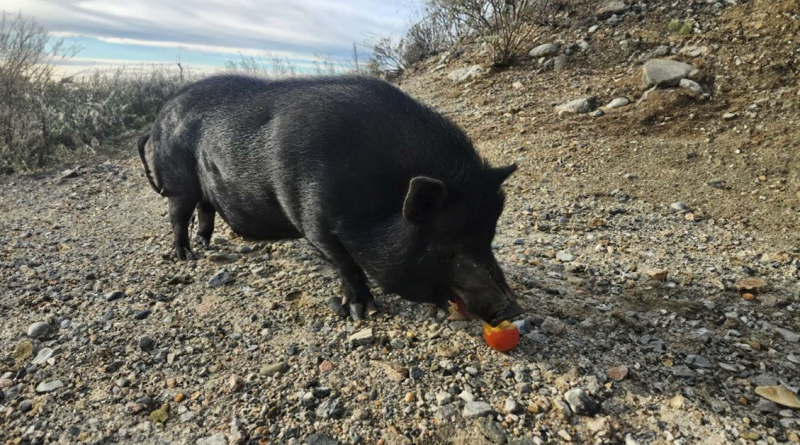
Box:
[2, 0, 414, 77]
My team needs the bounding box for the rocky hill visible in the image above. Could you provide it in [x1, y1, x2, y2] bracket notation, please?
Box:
[0, 0, 798, 444]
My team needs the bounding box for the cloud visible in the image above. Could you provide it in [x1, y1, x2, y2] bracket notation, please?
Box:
[3, 0, 412, 63]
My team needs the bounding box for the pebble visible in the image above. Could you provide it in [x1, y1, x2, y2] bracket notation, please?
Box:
[642, 59, 695, 89]
[19, 399, 33, 413]
[556, 251, 575, 262]
[463, 401, 494, 419]
[196, 433, 228, 445]
[139, 336, 156, 352]
[775, 327, 799, 343]
[504, 398, 522, 414]
[529, 43, 560, 58]
[448, 65, 484, 83]
[208, 269, 232, 287]
[316, 399, 345, 419]
[606, 97, 630, 109]
[36, 380, 64, 393]
[436, 391, 453, 406]
[60, 319, 72, 329]
[348, 328, 374, 345]
[607, 365, 628, 382]
[27, 322, 51, 339]
[556, 97, 598, 114]
[31, 348, 54, 365]
[459, 391, 475, 403]
[564, 389, 599, 416]
[478, 417, 507, 444]
[260, 361, 289, 377]
[105, 290, 125, 301]
[670, 202, 689, 212]
[306, 434, 340, 445]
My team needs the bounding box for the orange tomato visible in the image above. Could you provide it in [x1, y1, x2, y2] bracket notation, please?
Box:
[483, 321, 519, 352]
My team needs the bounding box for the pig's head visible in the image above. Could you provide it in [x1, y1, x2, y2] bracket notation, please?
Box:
[361, 163, 524, 327]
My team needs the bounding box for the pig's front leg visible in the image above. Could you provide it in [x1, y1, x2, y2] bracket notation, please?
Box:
[308, 233, 376, 321]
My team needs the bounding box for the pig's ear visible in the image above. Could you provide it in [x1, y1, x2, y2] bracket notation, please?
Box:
[403, 176, 448, 223]
[491, 164, 517, 185]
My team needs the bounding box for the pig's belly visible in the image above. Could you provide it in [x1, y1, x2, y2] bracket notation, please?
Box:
[209, 190, 302, 240]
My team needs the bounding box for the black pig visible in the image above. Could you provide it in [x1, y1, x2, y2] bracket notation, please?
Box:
[138, 74, 523, 325]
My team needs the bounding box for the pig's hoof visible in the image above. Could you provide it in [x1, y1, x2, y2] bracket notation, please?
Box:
[196, 236, 211, 247]
[177, 248, 198, 261]
[366, 300, 378, 316]
[325, 296, 348, 318]
[348, 302, 366, 322]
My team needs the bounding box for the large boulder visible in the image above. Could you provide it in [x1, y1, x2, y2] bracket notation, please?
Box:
[597, 1, 628, 16]
[529, 43, 560, 58]
[642, 59, 696, 89]
[556, 97, 598, 115]
[448, 65, 484, 83]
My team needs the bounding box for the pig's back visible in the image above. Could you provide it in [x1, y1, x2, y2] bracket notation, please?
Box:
[162, 74, 486, 234]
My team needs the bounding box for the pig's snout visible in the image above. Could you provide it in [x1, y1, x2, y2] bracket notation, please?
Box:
[487, 297, 524, 327]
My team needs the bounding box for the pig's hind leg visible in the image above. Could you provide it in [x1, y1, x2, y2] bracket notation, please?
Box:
[196, 201, 216, 246]
[308, 234, 377, 321]
[169, 197, 199, 260]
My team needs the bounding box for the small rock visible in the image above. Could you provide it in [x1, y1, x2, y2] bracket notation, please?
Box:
[556, 251, 575, 262]
[105, 290, 125, 302]
[60, 169, 79, 179]
[564, 389, 599, 416]
[504, 398, 521, 414]
[208, 269, 232, 287]
[36, 380, 64, 393]
[306, 434, 340, 445]
[669, 394, 685, 409]
[671, 366, 696, 378]
[642, 59, 695, 89]
[597, 0, 628, 16]
[553, 54, 567, 71]
[607, 366, 628, 382]
[529, 43, 560, 58]
[19, 399, 33, 413]
[316, 399, 345, 419]
[577, 39, 590, 51]
[459, 391, 475, 403]
[671, 202, 689, 212]
[325, 296, 347, 317]
[723, 112, 738, 121]
[31, 348, 54, 365]
[605, 97, 630, 109]
[645, 269, 667, 282]
[448, 65, 484, 83]
[463, 401, 494, 419]
[679, 78, 708, 96]
[735, 278, 767, 292]
[556, 97, 598, 114]
[478, 417, 507, 444]
[139, 336, 156, 352]
[370, 360, 408, 382]
[196, 433, 228, 445]
[436, 391, 453, 406]
[229, 375, 244, 392]
[686, 355, 713, 368]
[260, 361, 289, 377]
[755, 399, 780, 414]
[512, 81, 524, 90]
[776, 327, 799, 343]
[27, 322, 51, 339]
[349, 328, 374, 345]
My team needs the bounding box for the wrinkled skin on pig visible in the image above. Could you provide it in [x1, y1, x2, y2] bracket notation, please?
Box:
[138, 74, 523, 325]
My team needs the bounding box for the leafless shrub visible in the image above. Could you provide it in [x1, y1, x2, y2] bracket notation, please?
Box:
[428, 0, 552, 66]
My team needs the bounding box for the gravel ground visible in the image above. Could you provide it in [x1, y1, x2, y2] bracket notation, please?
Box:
[1, 1, 799, 444]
